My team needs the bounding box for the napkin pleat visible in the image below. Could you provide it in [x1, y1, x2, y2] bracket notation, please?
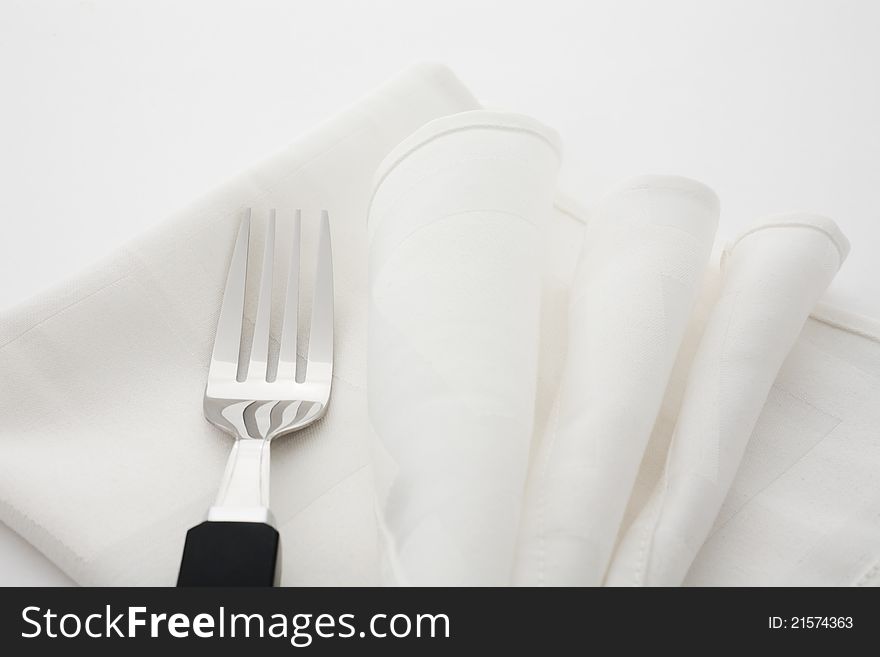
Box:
[367, 111, 561, 585]
[606, 214, 849, 585]
[515, 175, 719, 585]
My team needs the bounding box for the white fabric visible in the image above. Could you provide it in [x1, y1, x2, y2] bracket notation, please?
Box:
[606, 215, 849, 585]
[515, 176, 719, 585]
[1, 62, 878, 587]
[686, 305, 880, 586]
[368, 111, 560, 585]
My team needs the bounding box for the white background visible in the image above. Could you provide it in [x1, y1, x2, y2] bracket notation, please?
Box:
[0, 0, 878, 585]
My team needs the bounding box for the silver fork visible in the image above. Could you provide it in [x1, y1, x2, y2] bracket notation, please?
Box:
[177, 208, 333, 587]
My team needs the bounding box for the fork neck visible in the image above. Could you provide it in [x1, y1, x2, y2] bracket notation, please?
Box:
[207, 438, 274, 525]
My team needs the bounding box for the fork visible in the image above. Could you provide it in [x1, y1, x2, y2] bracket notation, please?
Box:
[177, 208, 334, 586]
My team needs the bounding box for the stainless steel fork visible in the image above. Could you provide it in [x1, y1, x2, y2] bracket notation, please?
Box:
[177, 208, 333, 586]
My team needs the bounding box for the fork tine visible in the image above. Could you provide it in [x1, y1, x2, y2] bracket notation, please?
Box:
[247, 210, 275, 381]
[305, 210, 334, 383]
[209, 210, 251, 381]
[277, 209, 301, 381]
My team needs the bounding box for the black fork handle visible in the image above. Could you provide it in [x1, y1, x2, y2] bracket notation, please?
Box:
[177, 521, 280, 586]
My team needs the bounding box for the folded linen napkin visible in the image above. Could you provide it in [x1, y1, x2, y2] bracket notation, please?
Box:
[685, 303, 880, 586]
[2, 62, 879, 587]
[606, 215, 850, 585]
[515, 176, 719, 586]
[368, 111, 561, 585]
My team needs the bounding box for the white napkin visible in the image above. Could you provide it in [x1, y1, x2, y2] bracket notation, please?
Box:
[685, 303, 880, 586]
[2, 62, 878, 587]
[606, 215, 850, 585]
[368, 111, 560, 585]
[515, 176, 719, 585]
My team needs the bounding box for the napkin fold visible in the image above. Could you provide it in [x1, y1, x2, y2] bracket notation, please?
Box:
[367, 111, 560, 585]
[515, 175, 719, 586]
[606, 214, 850, 585]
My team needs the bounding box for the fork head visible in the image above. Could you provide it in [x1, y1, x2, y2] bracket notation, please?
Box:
[204, 208, 334, 441]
